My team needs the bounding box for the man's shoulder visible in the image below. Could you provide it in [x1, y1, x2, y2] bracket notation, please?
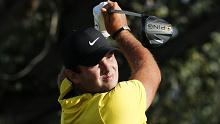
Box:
[99, 79, 147, 123]
[106, 79, 146, 99]
[116, 79, 145, 90]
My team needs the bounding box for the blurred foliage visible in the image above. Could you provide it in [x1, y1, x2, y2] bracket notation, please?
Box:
[148, 30, 220, 124]
[0, 0, 220, 124]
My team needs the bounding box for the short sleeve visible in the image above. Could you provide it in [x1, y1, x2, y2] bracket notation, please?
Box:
[100, 80, 147, 124]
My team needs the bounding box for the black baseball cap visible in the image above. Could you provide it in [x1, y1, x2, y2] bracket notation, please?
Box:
[60, 28, 119, 69]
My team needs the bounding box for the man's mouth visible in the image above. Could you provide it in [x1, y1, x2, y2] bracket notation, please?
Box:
[102, 74, 114, 81]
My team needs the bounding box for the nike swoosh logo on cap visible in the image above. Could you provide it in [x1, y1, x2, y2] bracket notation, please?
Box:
[89, 37, 100, 46]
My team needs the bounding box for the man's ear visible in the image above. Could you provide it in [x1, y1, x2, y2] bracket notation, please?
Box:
[64, 69, 80, 84]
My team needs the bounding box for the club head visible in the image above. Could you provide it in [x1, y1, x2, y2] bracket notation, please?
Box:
[141, 14, 173, 48]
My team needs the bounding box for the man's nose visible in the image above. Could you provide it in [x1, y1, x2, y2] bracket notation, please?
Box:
[99, 59, 111, 75]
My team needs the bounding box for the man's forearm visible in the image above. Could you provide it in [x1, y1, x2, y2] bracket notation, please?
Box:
[115, 30, 158, 74]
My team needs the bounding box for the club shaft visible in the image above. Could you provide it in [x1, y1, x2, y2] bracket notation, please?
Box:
[110, 9, 142, 17]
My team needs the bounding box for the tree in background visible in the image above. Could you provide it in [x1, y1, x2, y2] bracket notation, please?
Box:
[0, 0, 220, 123]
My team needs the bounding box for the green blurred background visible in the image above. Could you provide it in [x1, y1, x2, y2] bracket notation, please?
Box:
[0, 0, 220, 124]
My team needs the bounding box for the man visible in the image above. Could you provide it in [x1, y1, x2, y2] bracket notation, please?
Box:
[58, 1, 161, 124]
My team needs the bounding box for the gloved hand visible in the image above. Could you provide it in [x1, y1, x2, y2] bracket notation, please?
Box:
[93, 2, 110, 37]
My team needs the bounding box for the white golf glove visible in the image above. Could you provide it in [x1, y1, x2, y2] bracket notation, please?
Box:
[93, 2, 110, 37]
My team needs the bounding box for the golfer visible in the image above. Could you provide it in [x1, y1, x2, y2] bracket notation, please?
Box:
[58, 1, 161, 124]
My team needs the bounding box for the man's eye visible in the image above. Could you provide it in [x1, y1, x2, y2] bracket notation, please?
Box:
[107, 55, 112, 59]
[107, 53, 114, 59]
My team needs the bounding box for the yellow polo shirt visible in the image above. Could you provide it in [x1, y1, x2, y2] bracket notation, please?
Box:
[58, 78, 147, 124]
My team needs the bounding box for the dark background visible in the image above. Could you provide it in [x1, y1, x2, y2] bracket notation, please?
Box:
[0, 0, 220, 123]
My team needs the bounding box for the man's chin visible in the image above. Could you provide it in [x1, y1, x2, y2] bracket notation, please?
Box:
[107, 80, 118, 90]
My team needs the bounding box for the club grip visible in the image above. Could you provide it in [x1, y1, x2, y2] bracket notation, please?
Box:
[107, 8, 113, 15]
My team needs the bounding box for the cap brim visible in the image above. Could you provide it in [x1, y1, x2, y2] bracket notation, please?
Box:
[81, 47, 120, 67]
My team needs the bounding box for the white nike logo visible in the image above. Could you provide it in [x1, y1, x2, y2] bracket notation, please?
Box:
[89, 37, 100, 46]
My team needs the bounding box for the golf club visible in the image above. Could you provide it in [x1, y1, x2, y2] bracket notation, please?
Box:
[108, 9, 173, 48]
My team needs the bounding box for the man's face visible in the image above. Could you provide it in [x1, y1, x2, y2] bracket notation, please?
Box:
[76, 51, 119, 93]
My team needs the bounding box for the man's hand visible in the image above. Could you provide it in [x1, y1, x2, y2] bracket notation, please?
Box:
[101, 1, 128, 36]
